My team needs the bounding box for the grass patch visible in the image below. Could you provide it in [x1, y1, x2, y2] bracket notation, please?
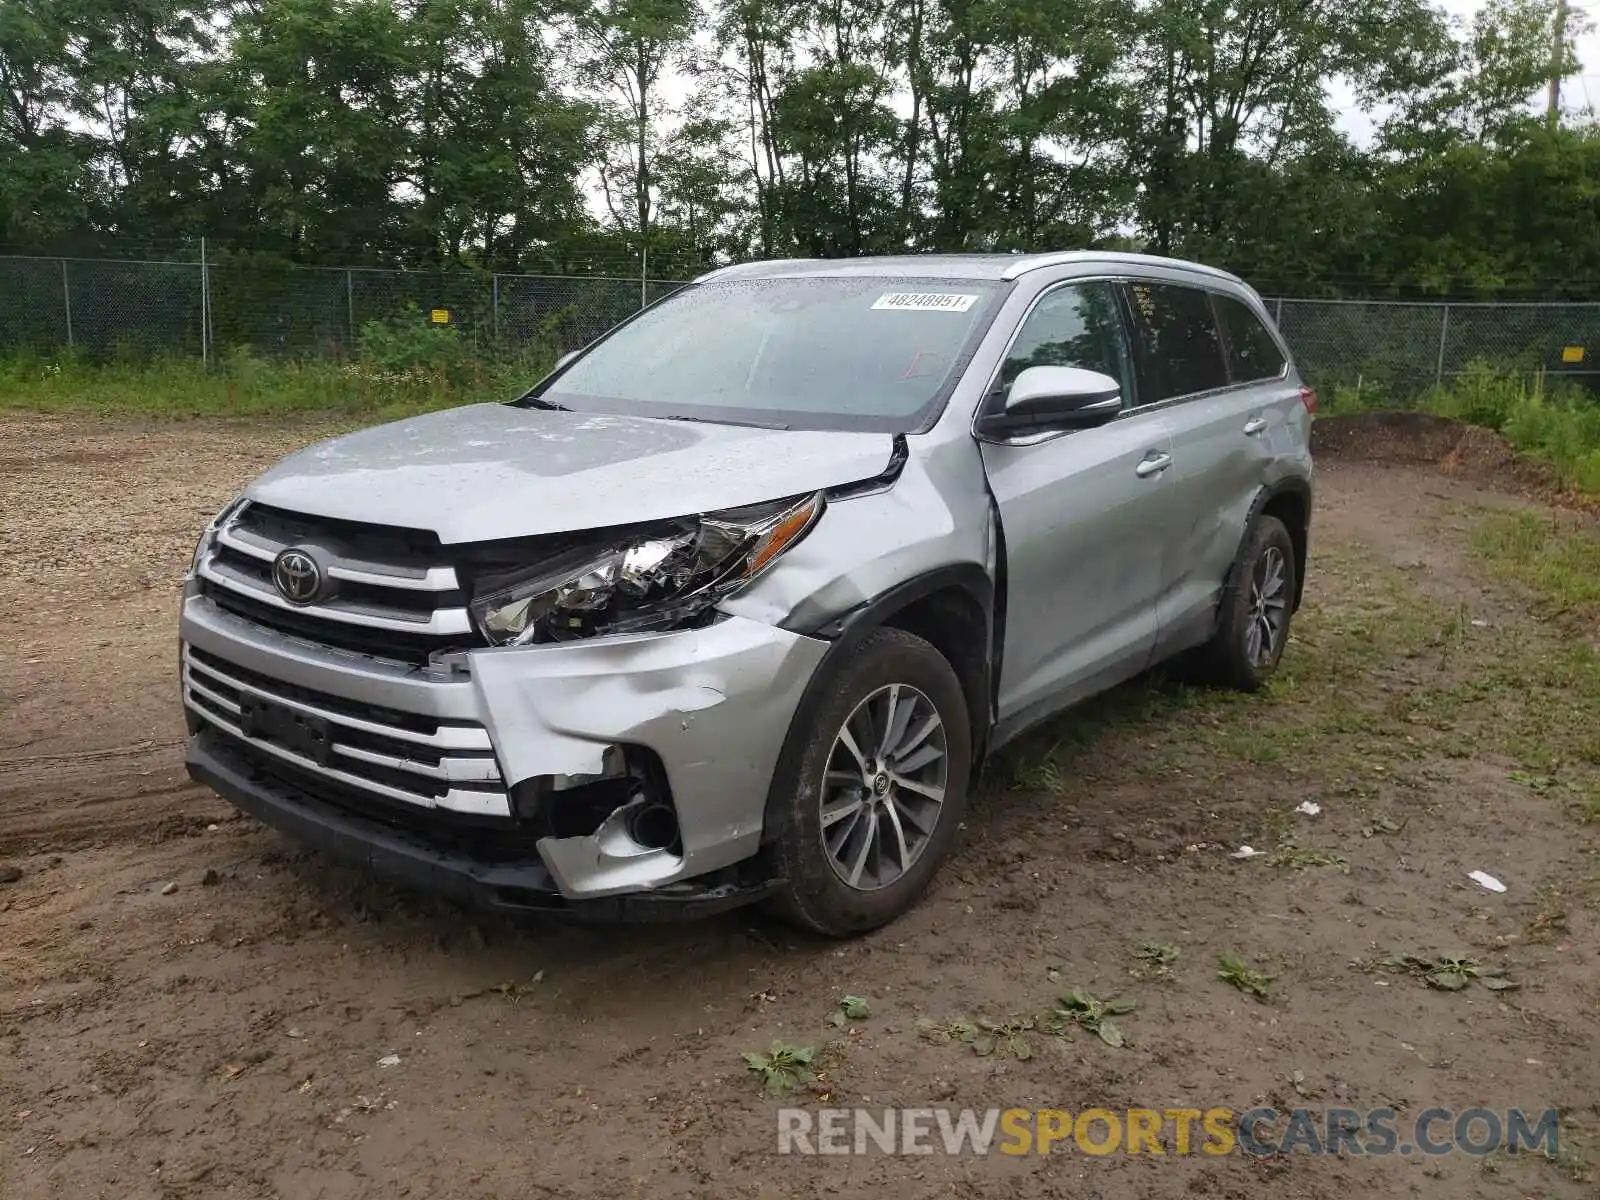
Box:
[1265, 841, 1351, 873]
[0, 347, 546, 420]
[1469, 509, 1600, 619]
[992, 548, 1599, 821]
[995, 557, 1471, 797]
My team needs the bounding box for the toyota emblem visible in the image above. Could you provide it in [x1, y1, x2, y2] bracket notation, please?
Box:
[272, 547, 324, 604]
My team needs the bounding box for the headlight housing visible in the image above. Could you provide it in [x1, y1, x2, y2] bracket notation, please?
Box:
[470, 492, 823, 646]
[188, 496, 246, 576]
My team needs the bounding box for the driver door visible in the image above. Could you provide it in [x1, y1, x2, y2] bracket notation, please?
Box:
[978, 280, 1174, 729]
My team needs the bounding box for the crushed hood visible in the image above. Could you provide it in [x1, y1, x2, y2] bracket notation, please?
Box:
[245, 403, 896, 543]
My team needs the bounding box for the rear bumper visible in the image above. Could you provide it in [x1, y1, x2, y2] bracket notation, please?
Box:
[187, 728, 780, 919]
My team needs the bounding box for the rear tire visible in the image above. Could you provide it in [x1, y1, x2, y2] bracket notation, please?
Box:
[763, 627, 971, 937]
[1198, 514, 1297, 692]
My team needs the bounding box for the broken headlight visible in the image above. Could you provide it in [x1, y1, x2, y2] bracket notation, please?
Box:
[469, 492, 823, 646]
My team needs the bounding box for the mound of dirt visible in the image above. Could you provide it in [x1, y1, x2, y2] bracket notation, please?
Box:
[1311, 411, 1569, 502]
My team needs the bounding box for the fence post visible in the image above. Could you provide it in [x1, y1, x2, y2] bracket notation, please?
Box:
[492, 274, 500, 343]
[1274, 297, 1283, 326]
[1434, 303, 1450, 387]
[346, 269, 356, 348]
[61, 259, 73, 348]
[199, 236, 210, 368]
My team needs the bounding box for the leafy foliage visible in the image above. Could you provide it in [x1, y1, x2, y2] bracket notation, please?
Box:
[829, 994, 871, 1026]
[1363, 952, 1520, 992]
[2, 0, 1598, 296]
[1216, 954, 1274, 999]
[915, 1015, 1035, 1059]
[1131, 940, 1180, 978]
[1046, 988, 1137, 1047]
[741, 1041, 816, 1095]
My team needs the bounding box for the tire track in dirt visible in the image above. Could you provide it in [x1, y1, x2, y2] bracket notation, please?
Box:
[0, 415, 331, 859]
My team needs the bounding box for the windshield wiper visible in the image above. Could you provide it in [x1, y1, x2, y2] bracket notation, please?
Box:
[649, 412, 793, 431]
[512, 394, 571, 411]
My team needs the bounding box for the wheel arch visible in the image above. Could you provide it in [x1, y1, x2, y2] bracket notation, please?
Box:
[761, 566, 994, 846]
[1253, 478, 1311, 611]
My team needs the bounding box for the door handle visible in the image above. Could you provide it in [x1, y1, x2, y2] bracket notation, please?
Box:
[1135, 452, 1172, 478]
[1243, 415, 1268, 435]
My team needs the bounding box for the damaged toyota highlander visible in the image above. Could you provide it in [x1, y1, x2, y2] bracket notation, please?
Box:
[180, 252, 1314, 935]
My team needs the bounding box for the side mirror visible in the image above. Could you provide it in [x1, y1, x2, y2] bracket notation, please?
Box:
[1000, 366, 1122, 428]
[554, 350, 580, 371]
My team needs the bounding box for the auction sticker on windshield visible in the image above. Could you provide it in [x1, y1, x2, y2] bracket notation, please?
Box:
[871, 292, 980, 312]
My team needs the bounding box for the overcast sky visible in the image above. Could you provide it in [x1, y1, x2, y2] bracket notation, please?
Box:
[1336, 0, 1600, 138]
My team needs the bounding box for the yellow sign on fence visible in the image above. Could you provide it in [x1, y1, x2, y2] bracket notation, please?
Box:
[1561, 346, 1585, 363]
[430, 308, 451, 325]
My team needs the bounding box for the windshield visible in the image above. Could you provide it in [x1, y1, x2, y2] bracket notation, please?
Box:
[526, 275, 1002, 432]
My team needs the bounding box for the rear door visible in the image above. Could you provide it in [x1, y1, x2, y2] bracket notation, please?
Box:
[978, 280, 1174, 728]
[1119, 280, 1291, 653]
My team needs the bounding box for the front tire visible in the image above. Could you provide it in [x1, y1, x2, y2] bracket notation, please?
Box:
[764, 627, 972, 937]
[1200, 514, 1297, 691]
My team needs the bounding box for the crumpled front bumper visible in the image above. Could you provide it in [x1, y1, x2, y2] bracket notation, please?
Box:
[179, 592, 829, 904]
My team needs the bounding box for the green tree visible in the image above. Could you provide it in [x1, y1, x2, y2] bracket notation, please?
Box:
[567, 0, 697, 251]
[225, 0, 414, 259]
[401, 0, 594, 268]
[0, 0, 99, 245]
[1128, 0, 1456, 256]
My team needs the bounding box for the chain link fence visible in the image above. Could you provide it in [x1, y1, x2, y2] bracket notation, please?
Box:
[0, 253, 686, 362]
[1273, 297, 1600, 400]
[4, 253, 1599, 401]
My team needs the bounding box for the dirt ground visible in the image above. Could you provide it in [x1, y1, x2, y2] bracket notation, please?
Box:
[2, 411, 1598, 1199]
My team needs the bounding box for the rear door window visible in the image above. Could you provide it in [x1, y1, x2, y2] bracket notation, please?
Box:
[1121, 282, 1229, 404]
[1212, 293, 1287, 382]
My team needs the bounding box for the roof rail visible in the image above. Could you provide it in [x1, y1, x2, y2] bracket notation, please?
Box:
[1000, 251, 1242, 283]
[692, 258, 818, 283]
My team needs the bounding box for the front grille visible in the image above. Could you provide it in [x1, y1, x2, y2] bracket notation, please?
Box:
[181, 645, 511, 818]
[199, 581, 457, 664]
[194, 501, 477, 664]
[237, 503, 445, 571]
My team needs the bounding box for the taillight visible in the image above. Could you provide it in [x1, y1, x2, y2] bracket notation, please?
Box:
[1298, 385, 1318, 414]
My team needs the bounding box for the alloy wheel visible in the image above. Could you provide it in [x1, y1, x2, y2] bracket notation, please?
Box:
[819, 683, 948, 892]
[1245, 544, 1288, 668]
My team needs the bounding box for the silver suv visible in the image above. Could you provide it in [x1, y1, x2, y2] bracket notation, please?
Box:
[181, 252, 1313, 935]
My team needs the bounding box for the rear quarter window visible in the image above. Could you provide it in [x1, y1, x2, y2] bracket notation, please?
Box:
[1213, 293, 1287, 382]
